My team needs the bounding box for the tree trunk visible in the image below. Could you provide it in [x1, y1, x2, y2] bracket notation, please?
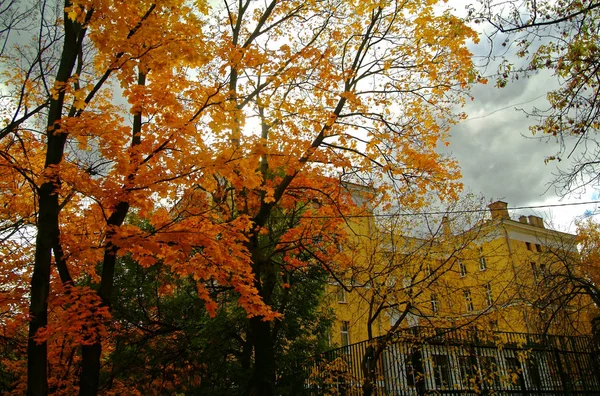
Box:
[246, 232, 278, 396]
[247, 316, 275, 396]
[79, 344, 102, 396]
[78, 204, 128, 396]
[361, 345, 377, 396]
[27, 3, 86, 394]
[28, 181, 55, 396]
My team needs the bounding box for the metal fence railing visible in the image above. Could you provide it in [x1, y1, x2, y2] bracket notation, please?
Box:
[307, 327, 600, 395]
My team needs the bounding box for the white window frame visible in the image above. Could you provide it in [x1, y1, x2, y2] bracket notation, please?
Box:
[458, 260, 467, 277]
[484, 283, 493, 307]
[431, 294, 439, 314]
[337, 286, 347, 303]
[464, 289, 474, 312]
[340, 321, 350, 346]
[479, 248, 487, 271]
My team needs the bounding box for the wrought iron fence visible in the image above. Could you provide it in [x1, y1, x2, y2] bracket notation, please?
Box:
[307, 327, 600, 395]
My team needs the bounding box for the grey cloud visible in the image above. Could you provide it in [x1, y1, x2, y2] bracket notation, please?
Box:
[445, 74, 566, 209]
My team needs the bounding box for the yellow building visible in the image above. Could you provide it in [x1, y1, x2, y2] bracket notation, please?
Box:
[478, 201, 596, 336]
[327, 200, 598, 347]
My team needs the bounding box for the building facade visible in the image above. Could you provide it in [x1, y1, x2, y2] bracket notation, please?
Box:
[327, 201, 598, 348]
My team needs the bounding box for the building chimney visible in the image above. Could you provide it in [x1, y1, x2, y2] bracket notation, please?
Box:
[519, 216, 528, 224]
[488, 201, 510, 221]
[528, 215, 538, 227]
[528, 215, 545, 229]
[441, 216, 451, 235]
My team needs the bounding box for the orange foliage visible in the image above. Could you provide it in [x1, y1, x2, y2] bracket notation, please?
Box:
[0, 0, 482, 392]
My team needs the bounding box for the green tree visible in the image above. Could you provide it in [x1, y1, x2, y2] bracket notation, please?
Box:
[103, 216, 334, 395]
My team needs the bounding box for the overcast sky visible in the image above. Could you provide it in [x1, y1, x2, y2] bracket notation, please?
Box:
[441, 5, 599, 233]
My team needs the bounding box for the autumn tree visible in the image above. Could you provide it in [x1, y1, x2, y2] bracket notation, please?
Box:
[214, 0, 482, 392]
[0, 1, 259, 394]
[471, 1, 600, 194]
[0, 0, 482, 394]
[576, 218, 600, 307]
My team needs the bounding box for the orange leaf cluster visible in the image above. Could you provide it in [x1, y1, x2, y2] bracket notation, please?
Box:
[0, 0, 483, 391]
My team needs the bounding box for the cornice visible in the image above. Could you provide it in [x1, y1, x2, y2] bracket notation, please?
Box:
[499, 218, 576, 240]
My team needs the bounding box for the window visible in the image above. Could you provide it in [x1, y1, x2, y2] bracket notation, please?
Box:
[431, 293, 439, 314]
[406, 312, 419, 327]
[433, 354, 452, 388]
[458, 260, 467, 277]
[484, 283, 493, 307]
[526, 242, 533, 251]
[464, 289, 474, 312]
[337, 286, 346, 303]
[536, 243, 543, 252]
[425, 263, 433, 276]
[479, 248, 487, 271]
[340, 321, 350, 346]
[389, 308, 401, 326]
[479, 256, 487, 271]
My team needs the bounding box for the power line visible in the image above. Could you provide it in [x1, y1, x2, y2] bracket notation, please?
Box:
[495, 200, 600, 212]
[279, 200, 600, 219]
[461, 94, 547, 122]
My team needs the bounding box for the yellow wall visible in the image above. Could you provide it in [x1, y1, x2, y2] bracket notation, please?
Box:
[326, 204, 598, 347]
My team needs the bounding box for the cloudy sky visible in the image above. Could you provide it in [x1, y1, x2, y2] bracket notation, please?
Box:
[441, 6, 599, 233]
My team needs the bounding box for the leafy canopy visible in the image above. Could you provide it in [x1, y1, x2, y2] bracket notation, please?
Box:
[0, 0, 481, 392]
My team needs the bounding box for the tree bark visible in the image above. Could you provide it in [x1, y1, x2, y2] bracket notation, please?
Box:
[361, 345, 376, 396]
[246, 316, 276, 396]
[246, 230, 278, 396]
[27, 2, 87, 394]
